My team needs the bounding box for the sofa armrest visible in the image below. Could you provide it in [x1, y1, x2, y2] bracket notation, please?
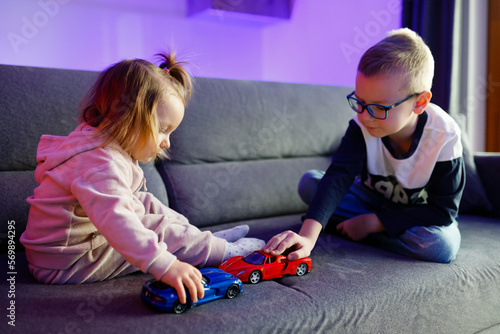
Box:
[474, 152, 500, 218]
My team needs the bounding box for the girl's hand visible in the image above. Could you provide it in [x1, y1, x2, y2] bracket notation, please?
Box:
[160, 260, 204, 305]
[263, 219, 322, 261]
[336, 213, 385, 241]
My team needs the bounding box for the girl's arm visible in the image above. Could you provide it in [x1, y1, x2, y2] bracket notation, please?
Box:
[160, 260, 204, 304]
[71, 156, 182, 290]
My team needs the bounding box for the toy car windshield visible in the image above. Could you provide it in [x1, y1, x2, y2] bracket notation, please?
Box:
[243, 251, 265, 265]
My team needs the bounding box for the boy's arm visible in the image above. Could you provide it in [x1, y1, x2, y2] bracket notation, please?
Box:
[265, 120, 366, 259]
[304, 120, 366, 227]
[377, 157, 465, 237]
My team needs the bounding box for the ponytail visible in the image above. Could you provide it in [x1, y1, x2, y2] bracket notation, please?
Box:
[157, 51, 193, 105]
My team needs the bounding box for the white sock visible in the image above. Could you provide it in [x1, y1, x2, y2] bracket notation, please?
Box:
[213, 225, 249, 243]
[223, 238, 266, 260]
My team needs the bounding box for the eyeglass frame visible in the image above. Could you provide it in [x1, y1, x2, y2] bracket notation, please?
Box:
[346, 91, 420, 120]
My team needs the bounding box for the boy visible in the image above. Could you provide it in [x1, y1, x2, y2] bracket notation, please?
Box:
[264, 28, 464, 263]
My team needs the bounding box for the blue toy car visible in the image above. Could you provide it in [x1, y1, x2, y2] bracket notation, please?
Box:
[141, 267, 243, 314]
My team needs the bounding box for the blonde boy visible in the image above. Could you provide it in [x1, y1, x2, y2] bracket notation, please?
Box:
[265, 28, 464, 263]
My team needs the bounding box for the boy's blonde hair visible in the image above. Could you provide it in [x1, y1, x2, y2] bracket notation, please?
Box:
[358, 28, 434, 95]
[80, 51, 192, 159]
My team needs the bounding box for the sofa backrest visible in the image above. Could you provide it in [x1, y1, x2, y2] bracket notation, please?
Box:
[0, 65, 98, 251]
[0, 64, 354, 250]
[157, 77, 353, 227]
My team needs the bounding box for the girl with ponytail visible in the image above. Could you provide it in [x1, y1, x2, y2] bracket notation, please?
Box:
[21, 52, 264, 305]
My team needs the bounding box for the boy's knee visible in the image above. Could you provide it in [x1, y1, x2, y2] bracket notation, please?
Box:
[423, 238, 459, 263]
[298, 169, 324, 204]
[410, 224, 461, 263]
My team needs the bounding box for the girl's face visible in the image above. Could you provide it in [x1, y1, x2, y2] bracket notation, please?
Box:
[354, 72, 423, 143]
[132, 94, 185, 162]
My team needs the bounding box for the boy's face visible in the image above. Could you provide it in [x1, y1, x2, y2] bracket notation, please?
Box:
[354, 72, 423, 141]
[132, 94, 184, 163]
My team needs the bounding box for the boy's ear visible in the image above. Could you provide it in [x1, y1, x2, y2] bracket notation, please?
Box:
[413, 91, 432, 114]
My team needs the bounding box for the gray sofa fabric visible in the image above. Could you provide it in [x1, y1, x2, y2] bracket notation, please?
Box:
[1, 64, 499, 333]
[159, 77, 352, 227]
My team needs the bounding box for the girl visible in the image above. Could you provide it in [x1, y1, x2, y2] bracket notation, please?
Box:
[20, 52, 264, 304]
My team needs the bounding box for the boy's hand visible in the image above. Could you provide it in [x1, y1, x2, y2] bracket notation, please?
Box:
[160, 260, 204, 305]
[263, 219, 322, 261]
[336, 213, 385, 241]
[263, 230, 313, 260]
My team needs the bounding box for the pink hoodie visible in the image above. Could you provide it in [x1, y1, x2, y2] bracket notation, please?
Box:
[20, 123, 204, 281]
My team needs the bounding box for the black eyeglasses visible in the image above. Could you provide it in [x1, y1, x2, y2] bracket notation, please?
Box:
[346, 91, 419, 120]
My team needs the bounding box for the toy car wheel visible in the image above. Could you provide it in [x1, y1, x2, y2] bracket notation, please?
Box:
[296, 263, 308, 276]
[173, 300, 188, 314]
[249, 270, 262, 284]
[225, 284, 240, 299]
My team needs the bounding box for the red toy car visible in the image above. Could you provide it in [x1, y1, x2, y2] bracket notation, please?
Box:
[219, 250, 311, 284]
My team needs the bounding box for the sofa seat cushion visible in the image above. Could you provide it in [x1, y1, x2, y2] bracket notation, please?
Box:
[9, 214, 500, 334]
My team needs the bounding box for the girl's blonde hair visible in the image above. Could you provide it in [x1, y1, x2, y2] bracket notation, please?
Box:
[358, 28, 434, 95]
[80, 51, 192, 159]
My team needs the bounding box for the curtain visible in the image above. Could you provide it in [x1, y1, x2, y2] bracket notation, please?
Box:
[449, 0, 489, 152]
[401, 0, 455, 113]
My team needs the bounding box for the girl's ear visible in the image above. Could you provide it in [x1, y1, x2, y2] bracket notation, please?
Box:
[413, 91, 432, 115]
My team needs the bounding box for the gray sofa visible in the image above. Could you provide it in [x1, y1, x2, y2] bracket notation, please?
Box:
[1, 64, 500, 334]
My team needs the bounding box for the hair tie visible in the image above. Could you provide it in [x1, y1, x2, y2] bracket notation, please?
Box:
[164, 67, 170, 74]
